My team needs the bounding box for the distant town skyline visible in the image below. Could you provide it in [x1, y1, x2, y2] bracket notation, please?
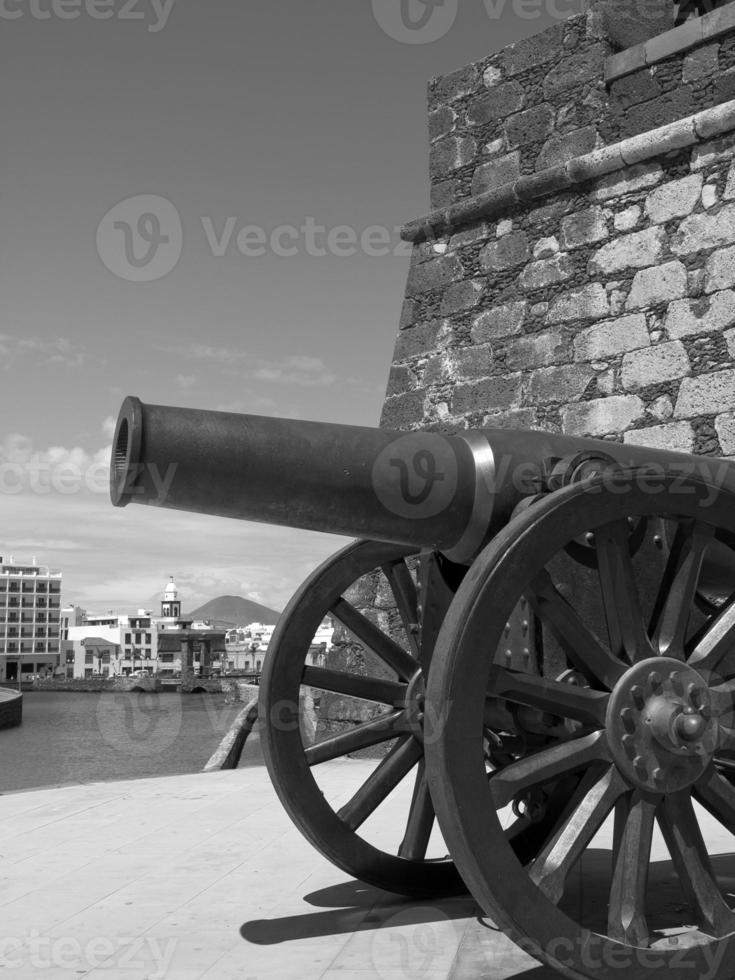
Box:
[2, 1, 576, 611]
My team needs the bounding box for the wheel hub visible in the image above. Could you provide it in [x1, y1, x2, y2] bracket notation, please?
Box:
[606, 657, 716, 793]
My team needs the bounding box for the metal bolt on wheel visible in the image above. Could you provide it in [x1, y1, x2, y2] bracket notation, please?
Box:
[426, 472, 735, 979]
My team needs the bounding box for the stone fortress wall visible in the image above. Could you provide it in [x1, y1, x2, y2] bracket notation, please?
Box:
[382, 4, 735, 458]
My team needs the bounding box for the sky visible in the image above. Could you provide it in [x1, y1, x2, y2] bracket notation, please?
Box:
[0, 0, 577, 614]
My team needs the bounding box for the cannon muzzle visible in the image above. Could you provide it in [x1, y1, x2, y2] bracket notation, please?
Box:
[111, 396, 735, 563]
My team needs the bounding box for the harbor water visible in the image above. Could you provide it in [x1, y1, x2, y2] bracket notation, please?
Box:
[0, 691, 264, 793]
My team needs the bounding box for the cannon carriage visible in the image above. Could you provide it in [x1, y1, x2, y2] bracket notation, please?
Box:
[111, 395, 735, 980]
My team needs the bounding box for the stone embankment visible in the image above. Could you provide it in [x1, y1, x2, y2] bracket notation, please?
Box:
[0, 687, 22, 729]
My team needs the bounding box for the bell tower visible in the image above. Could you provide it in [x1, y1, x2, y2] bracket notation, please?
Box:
[161, 576, 181, 619]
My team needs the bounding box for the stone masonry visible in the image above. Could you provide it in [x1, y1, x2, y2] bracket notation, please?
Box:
[382, 6, 735, 460]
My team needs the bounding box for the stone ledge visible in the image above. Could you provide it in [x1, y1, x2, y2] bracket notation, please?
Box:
[605, 2, 735, 83]
[401, 99, 735, 243]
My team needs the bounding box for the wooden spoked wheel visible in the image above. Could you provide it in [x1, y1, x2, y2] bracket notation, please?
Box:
[425, 471, 735, 979]
[259, 539, 465, 896]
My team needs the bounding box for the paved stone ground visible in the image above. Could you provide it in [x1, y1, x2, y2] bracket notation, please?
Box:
[0, 763, 731, 979]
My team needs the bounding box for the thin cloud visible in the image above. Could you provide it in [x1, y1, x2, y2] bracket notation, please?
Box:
[0, 335, 87, 369]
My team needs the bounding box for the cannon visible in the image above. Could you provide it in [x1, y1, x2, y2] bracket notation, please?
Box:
[112, 395, 735, 980]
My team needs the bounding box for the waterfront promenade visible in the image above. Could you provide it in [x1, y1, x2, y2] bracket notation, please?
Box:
[1, 762, 732, 979]
[0, 762, 548, 980]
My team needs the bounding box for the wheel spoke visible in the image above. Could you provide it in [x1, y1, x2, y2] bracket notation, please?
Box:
[301, 666, 405, 706]
[304, 709, 406, 766]
[596, 520, 653, 664]
[488, 731, 610, 810]
[695, 765, 735, 834]
[529, 765, 626, 904]
[491, 666, 609, 728]
[337, 735, 422, 831]
[711, 679, 735, 720]
[381, 559, 420, 659]
[529, 570, 626, 690]
[689, 594, 735, 672]
[651, 521, 714, 660]
[398, 760, 435, 860]
[658, 790, 735, 937]
[608, 792, 656, 946]
[331, 597, 417, 681]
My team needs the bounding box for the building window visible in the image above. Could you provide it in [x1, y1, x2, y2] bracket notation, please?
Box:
[135, 632, 142, 644]
[145, 633, 151, 644]
[85, 653, 94, 665]
[125, 633, 131, 644]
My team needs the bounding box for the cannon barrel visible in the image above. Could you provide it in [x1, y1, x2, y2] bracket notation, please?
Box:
[111, 396, 735, 563]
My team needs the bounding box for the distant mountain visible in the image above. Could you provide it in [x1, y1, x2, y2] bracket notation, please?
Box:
[185, 595, 281, 628]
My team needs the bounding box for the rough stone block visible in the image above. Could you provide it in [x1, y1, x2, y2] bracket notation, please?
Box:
[716, 412, 735, 454]
[675, 369, 735, 417]
[394, 320, 443, 361]
[589, 227, 665, 275]
[626, 261, 688, 309]
[527, 363, 595, 404]
[505, 104, 554, 149]
[682, 43, 719, 84]
[690, 133, 735, 171]
[674, 203, 735, 256]
[451, 374, 523, 416]
[482, 407, 539, 429]
[399, 298, 416, 331]
[536, 126, 598, 171]
[466, 82, 525, 127]
[573, 314, 650, 360]
[450, 344, 496, 380]
[502, 23, 565, 77]
[705, 245, 735, 293]
[471, 301, 527, 343]
[505, 329, 568, 371]
[590, 162, 663, 202]
[471, 153, 521, 196]
[726, 326, 735, 359]
[430, 180, 457, 210]
[725, 161, 735, 200]
[562, 394, 645, 437]
[560, 207, 608, 250]
[429, 107, 457, 142]
[665, 290, 735, 338]
[518, 254, 575, 291]
[479, 231, 530, 272]
[386, 364, 414, 398]
[645, 174, 703, 225]
[600, 0, 672, 51]
[621, 341, 691, 390]
[430, 136, 477, 178]
[614, 206, 641, 231]
[381, 390, 427, 429]
[430, 65, 479, 106]
[406, 256, 464, 296]
[441, 279, 485, 315]
[549, 283, 610, 323]
[623, 422, 696, 452]
[544, 45, 606, 99]
[609, 70, 662, 109]
[714, 69, 735, 107]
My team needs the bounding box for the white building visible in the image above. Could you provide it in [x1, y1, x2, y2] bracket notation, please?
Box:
[65, 577, 224, 679]
[0, 557, 62, 682]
